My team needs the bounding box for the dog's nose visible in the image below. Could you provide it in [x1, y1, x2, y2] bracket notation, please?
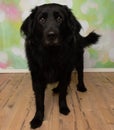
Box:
[47, 31, 56, 40]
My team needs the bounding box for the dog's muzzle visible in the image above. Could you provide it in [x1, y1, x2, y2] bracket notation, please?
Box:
[44, 30, 60, 46]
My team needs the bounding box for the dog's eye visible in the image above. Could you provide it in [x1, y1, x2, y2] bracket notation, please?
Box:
[56, 16, 62, 24]
[39, 17, 46, 24]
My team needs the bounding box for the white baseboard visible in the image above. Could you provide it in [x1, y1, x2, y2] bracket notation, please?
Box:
[0, 68, 114, 73]
[0, 69, 29, 73]
[84, 68, 114, 72]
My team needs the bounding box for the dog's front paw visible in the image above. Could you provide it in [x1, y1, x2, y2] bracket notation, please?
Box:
[60, 106, 70, 115]
[30, 116, 43, 129]
[30, 112, 44, 129]
[77, 84, 87, 92]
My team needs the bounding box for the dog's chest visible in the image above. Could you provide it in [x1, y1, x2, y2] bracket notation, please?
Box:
[43, 61, 61, 83]
[42, 54, 66, 82]
[38, 48, 75, 82]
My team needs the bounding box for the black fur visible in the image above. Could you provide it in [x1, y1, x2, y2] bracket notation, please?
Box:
[20, 3, 100, 129]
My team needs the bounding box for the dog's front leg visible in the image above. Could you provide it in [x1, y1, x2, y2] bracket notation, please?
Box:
[59, 73, 71, 115]
[30, 72, 46, 129]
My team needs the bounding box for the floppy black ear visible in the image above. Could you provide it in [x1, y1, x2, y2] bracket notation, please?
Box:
[20, 7, 38, 38]
[64, 6, 81, 33]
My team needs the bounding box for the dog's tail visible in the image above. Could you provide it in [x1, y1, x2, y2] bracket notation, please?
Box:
[81, 32, 100, 48]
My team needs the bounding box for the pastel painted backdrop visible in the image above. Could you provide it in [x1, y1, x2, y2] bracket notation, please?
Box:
[0, 0, 114, 69]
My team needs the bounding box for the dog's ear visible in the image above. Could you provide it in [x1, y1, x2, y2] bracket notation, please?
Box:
[64, 6, 81, 33]
[20, 6, 38, 39]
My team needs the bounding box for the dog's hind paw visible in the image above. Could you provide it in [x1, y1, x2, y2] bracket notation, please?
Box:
[52, 87, 59, 93]
[77, 84, 87, 92]
[60, 106, 70, 115]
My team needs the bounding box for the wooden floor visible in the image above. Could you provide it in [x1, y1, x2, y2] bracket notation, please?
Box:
[0, 72, 114, 130]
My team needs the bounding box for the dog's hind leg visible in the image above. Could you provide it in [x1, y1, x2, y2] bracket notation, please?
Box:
[76, 52, 87, 92]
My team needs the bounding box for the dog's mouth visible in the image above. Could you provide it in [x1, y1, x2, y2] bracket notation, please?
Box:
[44, 38, 60, 46]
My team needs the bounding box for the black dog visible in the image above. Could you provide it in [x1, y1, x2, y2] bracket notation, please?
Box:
[21, 3, 100, 129]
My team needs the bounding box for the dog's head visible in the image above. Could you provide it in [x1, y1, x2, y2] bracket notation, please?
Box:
[21, 3, 81, 47]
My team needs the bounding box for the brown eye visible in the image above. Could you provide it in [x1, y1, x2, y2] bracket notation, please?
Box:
[39, 17, 46, 24]
[56, 16, 62, 24]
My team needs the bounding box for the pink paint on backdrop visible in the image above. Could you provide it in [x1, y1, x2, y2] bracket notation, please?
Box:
[0, 3, 21, 21]
[0, 63, 8, 69]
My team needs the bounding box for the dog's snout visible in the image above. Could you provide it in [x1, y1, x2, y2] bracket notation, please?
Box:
[47, 31, 56, 39]
[45, 30, 59, 46]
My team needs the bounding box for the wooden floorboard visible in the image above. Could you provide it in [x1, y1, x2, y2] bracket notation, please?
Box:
[0, 72, 114, 130]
